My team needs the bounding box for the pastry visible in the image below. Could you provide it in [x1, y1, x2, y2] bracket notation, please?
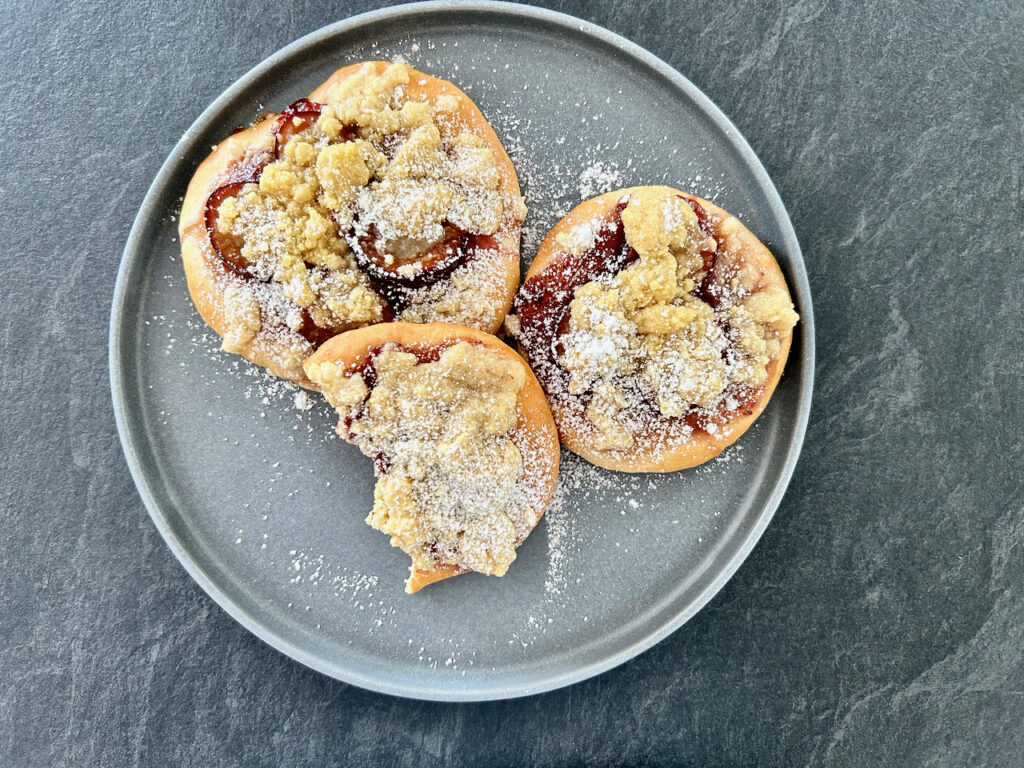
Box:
[304, 322, 560, 593]
[179, 61, 526, 387]
[509, 185, 799, 472]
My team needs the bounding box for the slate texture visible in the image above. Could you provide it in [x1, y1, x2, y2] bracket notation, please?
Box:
[1, 1, 1021, 766]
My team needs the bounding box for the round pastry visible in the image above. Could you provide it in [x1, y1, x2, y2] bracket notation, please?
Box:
[304, 322, 560, 593]
[179, 61, 526, 387]
[509, 185, 799, 472]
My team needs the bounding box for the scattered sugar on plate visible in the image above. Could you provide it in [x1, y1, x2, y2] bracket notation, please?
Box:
[577, 160, 623, 198]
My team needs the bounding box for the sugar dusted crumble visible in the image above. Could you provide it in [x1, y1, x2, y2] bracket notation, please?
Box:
[516, 187, 799, 453]
[211, 62, 525, 369]
[307, 342, 541, 583]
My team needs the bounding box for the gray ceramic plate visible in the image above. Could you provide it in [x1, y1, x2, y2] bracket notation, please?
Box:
[110, 1, 814, 701]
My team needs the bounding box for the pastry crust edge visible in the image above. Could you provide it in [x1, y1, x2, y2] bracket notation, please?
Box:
[522, 185, 796, 473]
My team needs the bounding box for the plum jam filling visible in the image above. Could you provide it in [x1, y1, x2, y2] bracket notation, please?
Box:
[204, 179, 260, 276]
[204, 99, 327, 279]
[271, 98, 326, 149]
[352, 223, 472, 288]
[688, 197, 722, 308]
[513, 200, 633, 397]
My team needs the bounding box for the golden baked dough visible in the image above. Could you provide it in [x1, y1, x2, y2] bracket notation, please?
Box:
[304, 322, 560, 593]
[510, 186, 798, 472]
[180, 62, 525, 388]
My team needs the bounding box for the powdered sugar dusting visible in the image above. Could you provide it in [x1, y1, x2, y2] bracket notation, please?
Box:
[147, 34, 766, 675]
[577, 160, 622, 198]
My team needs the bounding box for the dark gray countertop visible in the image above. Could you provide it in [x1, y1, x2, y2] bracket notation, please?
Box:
[2, 1, 1021, 765]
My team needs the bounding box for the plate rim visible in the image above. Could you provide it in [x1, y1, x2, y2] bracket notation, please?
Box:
[109, 0, 815, 701]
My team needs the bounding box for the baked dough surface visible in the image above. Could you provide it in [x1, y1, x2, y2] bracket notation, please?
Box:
[180, 62, 525, 389]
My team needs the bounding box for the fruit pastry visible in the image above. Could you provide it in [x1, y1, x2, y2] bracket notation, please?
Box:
[304, 322, 560, 593]
[509, 186, 799, 472]
[179, 61, 526, 387]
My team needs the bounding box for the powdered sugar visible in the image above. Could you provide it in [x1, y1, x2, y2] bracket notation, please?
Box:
[556, 219, 601, 255]
[150, 35, 770, 672]
[577, 160, 623, 198]
[308, 340, 559, 582]
[206, 61, 526, 376]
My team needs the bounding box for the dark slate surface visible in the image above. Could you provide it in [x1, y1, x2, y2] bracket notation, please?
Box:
[1, 0, 1021, 765]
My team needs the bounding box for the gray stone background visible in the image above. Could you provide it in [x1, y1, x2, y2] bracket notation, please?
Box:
[2, 0, 1021, 765]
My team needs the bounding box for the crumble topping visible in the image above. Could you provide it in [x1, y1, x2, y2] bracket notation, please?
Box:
[554, 187, 799, 450]
[213, 62, 523, 351]
[307, 342, 534, 579]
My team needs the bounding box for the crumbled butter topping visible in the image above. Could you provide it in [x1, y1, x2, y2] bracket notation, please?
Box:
[557, 187, 799, 450]
[215, 62, 519, 345]
[308, 342, 531, 577]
